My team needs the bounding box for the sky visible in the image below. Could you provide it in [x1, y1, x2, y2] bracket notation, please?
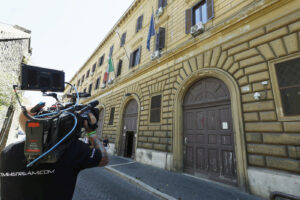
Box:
[0, 0, 134, 106]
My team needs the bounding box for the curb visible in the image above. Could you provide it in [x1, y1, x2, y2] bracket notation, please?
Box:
[105, 166, 177, 200]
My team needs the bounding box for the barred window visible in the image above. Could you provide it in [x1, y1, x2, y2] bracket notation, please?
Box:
[95, 77, 100, 90]
[86, 69, 90, 78]
[108, 107, 115, 125]
[150, 95, 161, 123]
[92, 63, 96, 72]
[120, 32, 126, 47]
[275, 57, 300, 115]
[88, 83, 92, 94]
[99, 54, 105, 67]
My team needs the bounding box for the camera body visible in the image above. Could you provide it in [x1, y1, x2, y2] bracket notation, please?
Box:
[19, 64, 97, 165]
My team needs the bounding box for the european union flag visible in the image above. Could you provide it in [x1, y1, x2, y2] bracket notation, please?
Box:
[147, 13, 156, 51]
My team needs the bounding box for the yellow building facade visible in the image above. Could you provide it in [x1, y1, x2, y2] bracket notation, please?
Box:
[65, 0, 300, 198]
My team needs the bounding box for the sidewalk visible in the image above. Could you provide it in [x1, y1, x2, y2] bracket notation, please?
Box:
[104, 155, 262, 200]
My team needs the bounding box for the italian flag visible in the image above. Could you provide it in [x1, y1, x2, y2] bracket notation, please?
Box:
[103, 57, 114, 83]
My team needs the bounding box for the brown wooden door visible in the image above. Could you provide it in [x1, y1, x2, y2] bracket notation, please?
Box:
[183, 78, 237, 185]
[96, 109, 104, 138]
[121, 99, 138, 158]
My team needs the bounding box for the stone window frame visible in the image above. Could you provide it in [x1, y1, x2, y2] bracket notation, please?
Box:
[269, 52, 300, 121]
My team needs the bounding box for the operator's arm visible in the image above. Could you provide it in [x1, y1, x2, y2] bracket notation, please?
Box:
[85, 113, 109, 167]
[19, 107, 34, 132]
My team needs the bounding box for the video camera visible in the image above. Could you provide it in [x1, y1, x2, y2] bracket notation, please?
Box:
[15, 64, 99, 167]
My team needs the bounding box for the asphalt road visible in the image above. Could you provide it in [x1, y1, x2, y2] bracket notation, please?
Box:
[72, 167, 160, 200]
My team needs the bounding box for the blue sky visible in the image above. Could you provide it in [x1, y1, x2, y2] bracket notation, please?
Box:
[0, 0, 133, 105]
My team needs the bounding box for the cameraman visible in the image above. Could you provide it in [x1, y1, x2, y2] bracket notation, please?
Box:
[0, 108, 108, 200]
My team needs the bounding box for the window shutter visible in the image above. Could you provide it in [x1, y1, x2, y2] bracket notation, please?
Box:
[121, 32, 126, 47]
[158, 0, 163, 8]
[162, 0, 167, 7]
[150, 95, 161, 123]
[117, 60, 122, 76]
[137, 46, 142, 64]
[109, 45, 114, 57]
[159, 27, 165, 50]
[109, 107, 115, 125]
[185, 9, 192, 34]
[155, 31, 160, 51]
[207, 0, 214, 20]
[129, 52, 134, 68]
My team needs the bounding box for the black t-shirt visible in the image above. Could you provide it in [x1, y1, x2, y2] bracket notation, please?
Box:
[103, 139, 109, 147]
[0, 140, 102, 200]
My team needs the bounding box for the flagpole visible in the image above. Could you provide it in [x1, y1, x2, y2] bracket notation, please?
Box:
[114, 29, 130, 62]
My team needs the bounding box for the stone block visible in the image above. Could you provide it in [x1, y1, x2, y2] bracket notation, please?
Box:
[204, 50, 212, 68]
[138, 136, 148, 142]
[183, 61, 192, 76]
[248, 154, 265, 167]
[234, 69, 244, 79]
[189, 57, 197, 72]
[228, 63, 239, 74]
[240, 55, 265, 68]
[288, 146, 300, 159]
[139, 126, 148, 131]
[257, 44, 276, 60]
[148, 137, 159, 143]
[141, 142, 153, 149]
[246, 132, 262, 143]
[247, 144, 287, 157]
[159, 137, 169, 144]
[143, 131, 153, 136]
[289, 20, 300, 32]
[245, 122, 282, 132]
[270, 39, 287, 57]
[263, 133, 300, 145]
[241, 85, 252, 94]
[238, 76, 248, 86]
[223, 56, 234, 70]
[222, 28, 265, 50]
[266, 10, 300, 32]
[249, 27, 288, 47]
[248, 71, 269, 83]
[283, 33, 299, 54]
[245, 63, 268, 75]
[244, 112, 259, 121]
[284, 122, 300, 133]
[216, 51, 227, 68]
[196, 54, 204, 69]
[153, 144, 167, 151]
[266, 156, 300, 173]
[243, 101, 275, 112]
[234, 49, 258, 61]
[259, 111, 277, 121]
[242, 93, 257, 103]
[252, 81, 271, 92]
[228, 42, 249, 56]
[210, 47, 221, 67]
[148, 125, 161, 131]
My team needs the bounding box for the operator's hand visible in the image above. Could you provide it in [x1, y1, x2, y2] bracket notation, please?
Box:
[83, 112, 97, 132]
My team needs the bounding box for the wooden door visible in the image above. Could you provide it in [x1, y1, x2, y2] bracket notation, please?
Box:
[121, 99, 138, 158]
[183, 78, 237, 185]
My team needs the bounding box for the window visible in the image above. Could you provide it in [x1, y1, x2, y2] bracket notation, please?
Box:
[95, 77, 100, 90]
[109, 45, 114, 57]
[88, 83, 92, 94]
[185, 0, 214, 33]
[129, 46, 142, 68]
[155, 27, 166, 51]
[92, 63, 96, 73]
[82, 75, 85, 83]
[158, 0, 167, 8]
[83, 88, 86, 93]
[120, 32, 126, 47]
[136, 15, 143, 33]
[86, 69, 90, 78]
[275, 57, 300, 115]
[99, 54, 105, 67]
[108, 107, 115, 125]
[77, 79, 80, 87]
[150, 95, 162, 123]
[117, 60, 122, 77]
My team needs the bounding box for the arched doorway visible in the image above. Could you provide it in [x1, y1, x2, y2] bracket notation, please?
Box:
[183, 77, 237, 185]
[121, 99, 138, 158]
[96, 108, 104, 138]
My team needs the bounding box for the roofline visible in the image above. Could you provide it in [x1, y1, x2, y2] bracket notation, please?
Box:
[69, 0, 141, 83]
